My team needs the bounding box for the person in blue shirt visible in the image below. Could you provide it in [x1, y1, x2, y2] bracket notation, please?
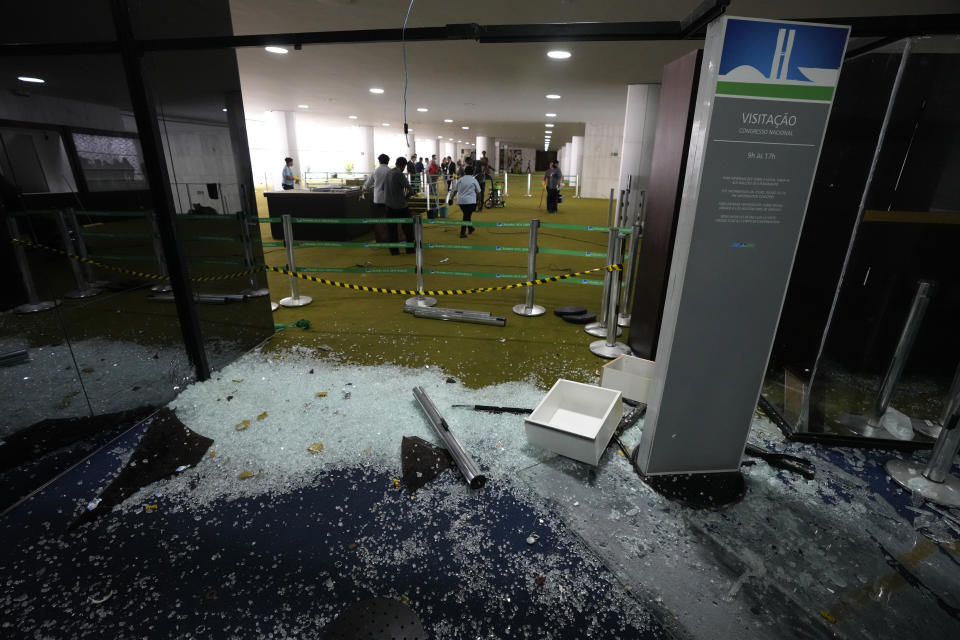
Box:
[281, 157, 295, 190]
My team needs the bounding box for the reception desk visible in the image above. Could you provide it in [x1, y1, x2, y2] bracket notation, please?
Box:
[264, 187, 374, 241]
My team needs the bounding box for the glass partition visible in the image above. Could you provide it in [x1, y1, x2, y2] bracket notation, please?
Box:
[763, 36, 960, 445]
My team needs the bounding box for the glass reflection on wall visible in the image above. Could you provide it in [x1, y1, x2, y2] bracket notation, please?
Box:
[764, 36, 960, 445]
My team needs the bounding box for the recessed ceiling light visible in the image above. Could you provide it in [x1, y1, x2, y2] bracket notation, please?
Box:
[298, 104, 309, 109]
[457, 140, 462, 143]
[17, 76, 45, 83]
[382, 123, 390, 126]
[545, 94, 561, 100]
[545, 123, 554, 128]
[443, 119, 453, 123]
[545, 113, 557, 117]
[547, 50, 571, 59]
[408, 128, 414, 132]
[222, 108, 228, 112]
[461, 126, 469, 130]
[438, 135, 443, 139]
[417, 107, 429, 112]
[265, 46, 288, 54]
[348, 115, 358, 119]
[369, 88, 385, 94]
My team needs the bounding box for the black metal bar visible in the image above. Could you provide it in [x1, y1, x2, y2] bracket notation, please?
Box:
[680, 0, 730, 38]
[1, 14, 958, 56]
[110, 0, 210, 381]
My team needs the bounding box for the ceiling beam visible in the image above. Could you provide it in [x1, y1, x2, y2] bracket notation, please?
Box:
[0, 13, 957, 56]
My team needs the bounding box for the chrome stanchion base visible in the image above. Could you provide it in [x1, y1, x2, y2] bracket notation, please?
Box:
[151, 283, 174, 293]
[242, 287, 271, 298]
[886, 459, 960, 508]
[840, 414, 888, 438]
[590, 339, 632, 359]
[405, 296, 437, 308]
[14, 300, 58, 314]
[512, 303, 545, 317]
[279, 295, 312, 308]
[584, 322, 621, 338]
[64, 287, 102, 299]
[271, 301, 280, 312]
[915, 419, 943, 440]
[617, 313, 632, 328]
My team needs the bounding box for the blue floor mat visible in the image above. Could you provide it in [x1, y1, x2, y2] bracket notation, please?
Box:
[0, 459, 672, 639]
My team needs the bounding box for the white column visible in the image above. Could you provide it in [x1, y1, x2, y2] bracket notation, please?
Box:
[475, 136, 491, 166]
[419, 137, 438, 161]
[571, 135, 584, 181]
[491, 138, 499, 171]
[442, 141, 455, 158]
[562, 142, 572, 173]
[283, 111, 301, 182]
[618, 84, 661, 194]
[358, 125, 375, 173]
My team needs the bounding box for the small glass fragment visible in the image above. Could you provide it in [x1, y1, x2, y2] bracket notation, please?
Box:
[526, 533, 540, 545]
[175, 465, 189, 472]
[86, 498, 102, 511]
[235, 420, 251, 431]
[343, 392, 351, 400]
[238, 471, 255, 479]
[209, 450, 216, 458]
[307, 443, 324, 454]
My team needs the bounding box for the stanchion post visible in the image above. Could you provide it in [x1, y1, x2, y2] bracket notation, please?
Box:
[513, 218, 545, 317]
[55, 209, 101, 299]
[503, 171, 508, 197]
[65, 208, 106, 287]
[590, 232, 632, 359]
[278, 213, 312, 307]
[146, 209, 173, 293]
[405, 213, 437, 308]
[237, 207, 270, 298]
[574, 174, 582, 198]
[585, 213, 623, 338]
[618, 193, 644, 327]
[524, 173, 532, 197]
[6, 216, 57, 313]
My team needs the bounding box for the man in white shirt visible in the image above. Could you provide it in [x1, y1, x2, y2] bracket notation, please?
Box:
[281, 157, 295, 190]
[449, 165, 481, 238]
[363, 154, 392, 247]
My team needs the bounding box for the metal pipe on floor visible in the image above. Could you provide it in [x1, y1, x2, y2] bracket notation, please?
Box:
[6, 216, 57, 314]
[54, 209, 101, 299]
[591, 232, 632, 359]
[413, 386, 487, 489]
[278, 213, 312, 307]
[412, 307, 506, 327]
[868, 280, 935, 426]
[405, 214, 436, 308]
[513, 218, 545, 317]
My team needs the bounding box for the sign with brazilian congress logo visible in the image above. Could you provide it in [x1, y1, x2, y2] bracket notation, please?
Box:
[637, 16, 849, 475]
[717, 18, 849, 102]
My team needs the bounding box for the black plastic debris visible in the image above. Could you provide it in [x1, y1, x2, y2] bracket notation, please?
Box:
[401, 436, 454, 492]
[324, 597, 427, 640]
[561, 311, 597, 324]
[70, 408, 213, 529]
[553, 305, 588, 317]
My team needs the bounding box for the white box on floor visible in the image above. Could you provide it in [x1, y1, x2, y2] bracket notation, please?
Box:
[525, 379, 623, 465]
[600, 355, 655, 403]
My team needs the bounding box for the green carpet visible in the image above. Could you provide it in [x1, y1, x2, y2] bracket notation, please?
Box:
[258, 179, 630, 389]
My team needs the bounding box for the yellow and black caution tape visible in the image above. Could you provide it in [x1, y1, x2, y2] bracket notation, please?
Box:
[13, 237, 621, 296]
[11, 238, 261, 283]
[262, 263, 622, 297]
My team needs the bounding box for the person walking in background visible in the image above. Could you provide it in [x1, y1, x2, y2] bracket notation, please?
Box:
[407, 154, 421, 193]
[384, 157, 416, 255]
[363, 153, 392, 246]
[476, 162, 492, 211]
[444, 157, 456, 192]
[281, 157, 296, 190]
[449, 165, 481, 238]
[427, 156, 440, 200]
[544, 161, 563, 214]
